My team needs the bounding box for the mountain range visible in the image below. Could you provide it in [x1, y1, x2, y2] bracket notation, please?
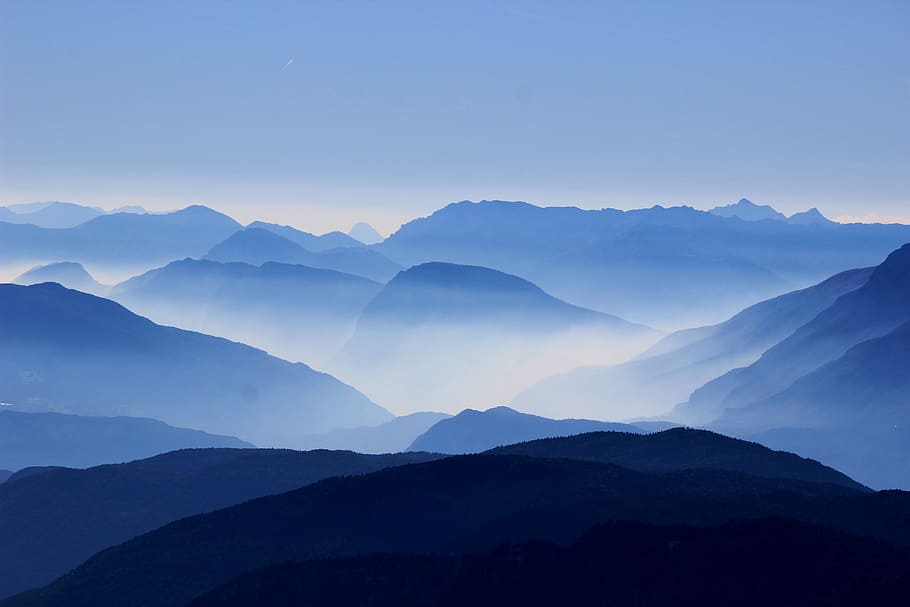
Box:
[376, 200, 910, 327]
[204, 227, 401, 282]
[0, 282, 390, 445]
[5, 437, 900, 607]
[0, 409, 251, 471]
[14, 262, 109, 296]
[111, 258, 383, 364]
[0, 202, 147, 229]
[332, 262, 658, 412]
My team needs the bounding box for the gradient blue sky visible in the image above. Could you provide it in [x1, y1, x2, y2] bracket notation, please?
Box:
[1, 0, 908, 233]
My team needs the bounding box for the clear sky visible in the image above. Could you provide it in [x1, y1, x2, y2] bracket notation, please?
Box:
[1, 0, 908, 233]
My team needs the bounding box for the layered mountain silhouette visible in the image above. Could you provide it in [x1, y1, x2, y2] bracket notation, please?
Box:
[111, 258, 383, 364]
[187, 519, 910, 607]
[0, 448, 441, 599]
[333, 262, 658, 412]
[680, 243, 910, 424]
[14, 262, 109, 296]
[6, 446, 901, 607]
[514, 266, 873, 419]
[205, 227, 401, 282]
[0, 202, 148, 229]
[299, 412, 451, 453]
[0, 283, 391, 445]
[247, 221, 364, 251]
[348, 221, 384, 244]
[377, 200, 910, 326]
[408, 406, 643, 454]
[709, 198, 788, 222]
[0, 205, 240, 268]
[0, 409, 251, 471]
[488, 427, 864, 490]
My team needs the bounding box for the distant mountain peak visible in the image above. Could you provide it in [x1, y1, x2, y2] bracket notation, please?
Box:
[788, 207, 833, 225]
[709, 198, 787, 222]
[348, 222, 384, 245]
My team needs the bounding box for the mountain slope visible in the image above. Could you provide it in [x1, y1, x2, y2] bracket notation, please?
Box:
[513, 266, 872, 419]
[14, 262, 108, 295]
[299, 412, 451, 453]
[0, 202, 105, 228]
[0, 410, 251, 471]
[409, 406, 643, 454]
[333, 262, 658, 412]
[111, 258, 382, 364]
[680, 243, 910, 424]
[0, 283, 391, 445]
[205, 228, 400, 281]
[188, 520, 910, 607]
[5, 453, 905, 607]
[709, 198, 787, 222]
[248, 221, 364, 251]
[0, 449, 441, 599]
[348, 221, 384, 244]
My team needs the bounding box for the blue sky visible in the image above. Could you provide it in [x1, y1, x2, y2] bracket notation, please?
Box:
[1, 0, 907, 233]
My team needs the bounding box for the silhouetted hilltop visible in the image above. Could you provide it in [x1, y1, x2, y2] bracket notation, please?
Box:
[0, 448, 441, 599]
[0, 410, 251, 471]
[0, 471, 11, 484]
[488, 427, 865, 491]
[5, 453, 904, 607]
[409, 406, 642, 454]
[14, 262, 108, 295]
[205, 228, 400, 281]
[0, 205, 241, 265]
[348, 221, 384, 244]
[514, 266, 872, 419]
[0, 283, 391, 445]
[188, 519, 910, 607]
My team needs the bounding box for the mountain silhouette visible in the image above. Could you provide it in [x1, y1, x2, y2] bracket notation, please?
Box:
[205, 227, 401, 281]
[5, 451, 903, 607]
[247, 221, 364, 251]
[333, 262, 658, 412]
[788, 207, 835, 225]
[0, 205, 241, 267]
[14, 262, 108, 296]
[348, 221, 384, 244]
[0, 202, 105, 229]
[681, 243, 910, 424]
[513, 266, 873, 419]
[0, 471, 11, 484]
[0, 409, 251, 471]
[0, 283, 391, 445]
[709, 198, 788, 222]
[111, 258, 382, 364]
[408, 406, 643, 454]
[488, 427, 865, 490]
[377, 200, 910, 327]
[0, 448, 441, 599]
[187, 519, 910, 607]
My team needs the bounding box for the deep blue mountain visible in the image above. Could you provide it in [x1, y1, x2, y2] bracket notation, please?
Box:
[0, 471, 11, 484]
[0, 448, 441, 599]
[188, 520, 910, 607]
[0, 410, 251, 471]
[5, 450, 901, 607]
[111, 258, 382, 364]
[681, 243, 910, 424]
[0, 283, 391, 445]
[333, 262, 658, 412]
[408, 406, 643, 454]
[205, 227, 401, 282]
[14, 262, 108, 295]
[377, 200, 910, 327]
[0, 205, 241, 267]
[514, 266, 873, 419]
